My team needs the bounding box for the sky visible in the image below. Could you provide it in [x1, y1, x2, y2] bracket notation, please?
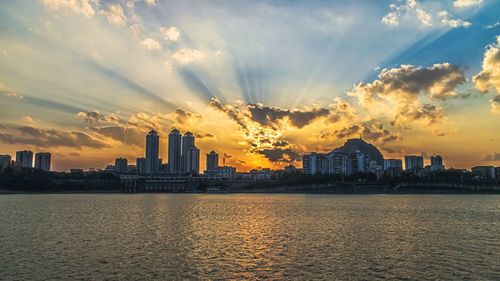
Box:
[0, 0, 499, 172]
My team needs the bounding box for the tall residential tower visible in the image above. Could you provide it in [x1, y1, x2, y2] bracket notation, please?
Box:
[34, 152, 51, 171]
[168, 129, 182, 173]
[16, 150, 33, 168]
[145, 130, 159, 173]
[181, 132, 195, 172]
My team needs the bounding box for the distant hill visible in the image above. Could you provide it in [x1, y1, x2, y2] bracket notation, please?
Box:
[332, 138, 384, 166]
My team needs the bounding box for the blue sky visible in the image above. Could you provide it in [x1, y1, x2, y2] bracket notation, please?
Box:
[0, 0, 499, 170]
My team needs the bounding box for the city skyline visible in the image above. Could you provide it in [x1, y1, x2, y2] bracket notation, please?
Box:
[2, 130, 494, 173]
[1, 0, 500, 171]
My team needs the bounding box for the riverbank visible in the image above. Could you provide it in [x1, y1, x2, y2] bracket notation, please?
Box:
[1, 185, 499, 195]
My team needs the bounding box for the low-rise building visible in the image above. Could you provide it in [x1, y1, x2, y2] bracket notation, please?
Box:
[471, 166, 496, 180]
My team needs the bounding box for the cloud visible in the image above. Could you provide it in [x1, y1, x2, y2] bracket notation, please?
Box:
[172, 48, 206, 64]
[208, 98, 249, 131]
[484, 22, 500, 29]
[483, 152, 500, 161]
[172, 49, 221, 64]
[350, 63, 466, 102]
[247, 103, 329, 129]
[257, 148, 301, 163]
[104, 4, 126, 26]
[208, 98, 355, 163]
[348, 63, 466, 125]
[42, 0, 97, 17]
[322, 120, 400, 144]
[22, 116, 35, 125]
[195, 133, 215, 139]
[208, 99, 296, 162]
[381, 1, 432, 27]
[438, 10, 471, 28]
[491, 95, 500, 114]
[141, 38, 161, 50]
[327, 97, 357, 123]
[453, 0, 483, 9]
[171, 108, 202, 125]
[473, 36, 500, 94]
[1, 90, 23, 99]
[160, 26, 180, 41]
[0, 125, 109, 149]
[393, 103, 446, 125]
[77, 111, 120, 124]
[382, 0, 471, 28]
[89, 125, 145, 147]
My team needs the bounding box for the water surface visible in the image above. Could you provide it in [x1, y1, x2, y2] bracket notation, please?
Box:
[0, 194, 499, 280]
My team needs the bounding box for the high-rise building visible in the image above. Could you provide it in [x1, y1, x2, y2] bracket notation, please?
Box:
[349, 150, 367, 173]
[16, 150, 33, 168]
[206, 150, 219, 171]
[430, 155, 444, 172]
[302, 152, 322, 175]
[0, 154, 11, 172]
[115, 158, 128, 174]
[405, 155, 424, 171]
[327, 152, 349, 174]
[145, 130, 159, 173]
[34, 152, 51, 171]
[168, 129, 182, 173]
[181, 132, 195, 173]
[136, 157, 146, 174]
[186, 146, 200, 174]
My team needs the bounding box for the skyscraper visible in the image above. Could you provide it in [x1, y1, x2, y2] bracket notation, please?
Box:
[145, 130, 159, 174]
[206, 150, 218, 171]
[34, 152, 51, 171]
[115, 158, 128, 174]
[16, 150, 33, 168]
[186, 146, 200, 174]
[181, 131, 195, 172]
[168, 129, 182, 173]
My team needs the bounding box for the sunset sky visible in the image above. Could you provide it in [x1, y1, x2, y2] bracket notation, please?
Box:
[0, 0, 499, 171]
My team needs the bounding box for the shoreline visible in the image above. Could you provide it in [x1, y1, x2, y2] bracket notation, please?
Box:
[1, 188, 499, 195]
